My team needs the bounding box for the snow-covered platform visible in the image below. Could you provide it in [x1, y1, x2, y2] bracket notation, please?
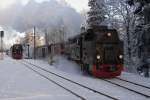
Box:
[0, 55, 150, 100]
[0, 56, 81, 100]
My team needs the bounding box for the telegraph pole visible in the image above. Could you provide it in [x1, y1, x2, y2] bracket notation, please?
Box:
[45, 29, 48, 47]
[27, 44, 30, 58]
[33, 27, 36, 59]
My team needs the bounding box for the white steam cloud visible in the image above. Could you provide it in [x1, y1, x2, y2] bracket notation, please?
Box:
[0, 0, 83, 48]
[0, 0, 83, 34]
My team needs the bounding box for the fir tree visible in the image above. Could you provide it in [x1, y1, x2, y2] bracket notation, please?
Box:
[87, 0, 106, 27]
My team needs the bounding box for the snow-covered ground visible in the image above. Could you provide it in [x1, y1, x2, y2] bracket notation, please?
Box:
[51, 56, 83, 75]
[24, 56, 150, 100]
[0, 55, 150, 100]
[0, 56, 81, 100]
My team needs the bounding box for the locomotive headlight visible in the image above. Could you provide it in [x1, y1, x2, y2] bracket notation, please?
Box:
[97, 55, 101, 60]
[119, 55, 123, 59]
[107, 33, 112, 37]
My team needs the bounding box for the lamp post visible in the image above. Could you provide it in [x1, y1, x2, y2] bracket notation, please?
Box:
[0, 31, 4, 60]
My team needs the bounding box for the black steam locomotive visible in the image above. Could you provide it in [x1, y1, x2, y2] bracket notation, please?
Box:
[36, 26, 124, 78]
[64, 26, 123, 78]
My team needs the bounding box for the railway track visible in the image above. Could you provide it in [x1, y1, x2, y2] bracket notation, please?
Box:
[21, 60, 118, 100]
[102, 78, 150, 98]
[21, 62, 86, 100]
[116, 77, 150, 89]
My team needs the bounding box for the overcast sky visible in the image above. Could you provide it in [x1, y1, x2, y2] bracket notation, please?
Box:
[64, 0, 89, 12]
[0, 0, 89, 12]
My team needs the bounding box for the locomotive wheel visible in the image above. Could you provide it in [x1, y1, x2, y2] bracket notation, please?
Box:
[86, 65, 91, 75]
[82, 64, 91, 74]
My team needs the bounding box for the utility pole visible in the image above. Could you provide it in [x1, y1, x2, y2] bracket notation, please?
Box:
[33, 27, 36, 59]
[45, 29, 48, 47]
[62, 25, 65, 43]
[27, 44, 30, 58]
[44, 29, 49, 57]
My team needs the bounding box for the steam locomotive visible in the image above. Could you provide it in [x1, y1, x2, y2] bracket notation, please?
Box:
[50, 26, 124, 78]
[34, 26, 123, 78]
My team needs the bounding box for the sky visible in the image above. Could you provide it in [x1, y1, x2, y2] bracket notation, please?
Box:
[0, 0, 89, 12]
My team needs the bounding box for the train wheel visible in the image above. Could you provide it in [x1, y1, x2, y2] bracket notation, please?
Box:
[83, 64, 90, 74]
[80, 64, 84, 71]
[86, 65, 91, 75]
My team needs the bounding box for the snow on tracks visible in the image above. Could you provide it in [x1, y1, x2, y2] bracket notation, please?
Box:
[22, 59, 150, 100]
[102, 78, 150, 98]
[21, 60, 118, 100]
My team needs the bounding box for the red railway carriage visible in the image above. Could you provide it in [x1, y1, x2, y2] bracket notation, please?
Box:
[11, 44, 23, 59]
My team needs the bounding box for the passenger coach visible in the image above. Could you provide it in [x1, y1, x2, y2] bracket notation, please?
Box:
[11, 44, 23, 59]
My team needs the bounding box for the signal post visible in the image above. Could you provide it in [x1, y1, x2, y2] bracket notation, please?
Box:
[0, 31, 4, 60]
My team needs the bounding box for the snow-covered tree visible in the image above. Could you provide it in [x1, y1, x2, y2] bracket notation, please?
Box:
[87, 0, 106, 27]
[101, 0, 136, 72]
[127, 0, 150, 77]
